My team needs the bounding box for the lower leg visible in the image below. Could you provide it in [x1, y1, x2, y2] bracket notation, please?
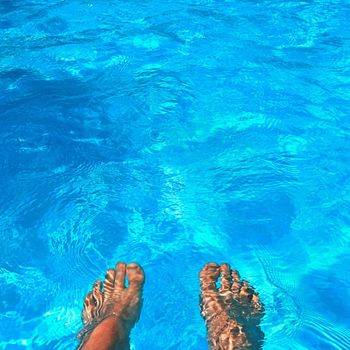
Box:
[80, 316, 130, 350]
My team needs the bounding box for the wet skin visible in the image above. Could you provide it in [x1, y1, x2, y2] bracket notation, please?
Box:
[77, 262, 145, 350]
[199, 263, 265, 349]
[77, 262, 264, 350]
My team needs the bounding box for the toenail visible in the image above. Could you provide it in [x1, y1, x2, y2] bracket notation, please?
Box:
[127, 262, 139, 269]
[206, 262, 218, 269]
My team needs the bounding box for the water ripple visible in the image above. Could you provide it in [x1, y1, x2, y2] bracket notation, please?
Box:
[1, 0, 350, 349]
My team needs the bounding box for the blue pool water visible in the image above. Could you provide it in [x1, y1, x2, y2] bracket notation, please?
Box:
[1, 1, 350, 349]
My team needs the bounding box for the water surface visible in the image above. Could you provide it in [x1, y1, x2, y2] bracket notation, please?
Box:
[1, 1, 350, 349]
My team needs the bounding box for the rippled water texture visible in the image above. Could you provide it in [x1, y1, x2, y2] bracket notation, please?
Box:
[1, 0, 350, 349]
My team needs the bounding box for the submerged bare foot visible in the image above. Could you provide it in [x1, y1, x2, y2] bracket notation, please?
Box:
[200, 263, 264, 350]
[77, 262, 145, 350]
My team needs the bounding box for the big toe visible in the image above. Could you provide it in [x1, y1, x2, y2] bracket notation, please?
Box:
[126, 263, 145, 289]
[200, 262, 220, 293]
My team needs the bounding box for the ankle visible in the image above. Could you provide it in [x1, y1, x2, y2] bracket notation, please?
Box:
[80, 316, 130, 350]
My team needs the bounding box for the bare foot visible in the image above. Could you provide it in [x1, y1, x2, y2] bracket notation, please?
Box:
[199, 263, 264, 350]
[77, 262, 145, 350]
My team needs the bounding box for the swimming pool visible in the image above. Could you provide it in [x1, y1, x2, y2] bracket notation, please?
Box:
[1, 0, 350, 349]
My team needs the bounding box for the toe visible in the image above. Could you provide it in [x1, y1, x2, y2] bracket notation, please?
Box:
[219, 263, 232, 293]
[82, 292, 95, 326]
[200, 263, 220, 293]
[231, 269, 242, 296]
[240, 281, 256, 300]
[200, 262, 220, 276]
[92, 280, 104, 314]
[115, 262, 126, 289]
[103, 268, 116, 298]
[200, 263, 227, 323]
[240, 281, 250, 297]
[126, 263, 145, 289]
[240, 281, 259, 305]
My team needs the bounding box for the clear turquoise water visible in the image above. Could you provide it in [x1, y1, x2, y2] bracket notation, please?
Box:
[1, 1, 350, 349]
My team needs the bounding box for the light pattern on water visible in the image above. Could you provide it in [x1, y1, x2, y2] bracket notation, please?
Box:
[1, 0, 350, 349]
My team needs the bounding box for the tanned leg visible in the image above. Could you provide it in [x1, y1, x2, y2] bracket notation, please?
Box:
[200, 263, 264, 350]
[76, 262, 145, 350]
